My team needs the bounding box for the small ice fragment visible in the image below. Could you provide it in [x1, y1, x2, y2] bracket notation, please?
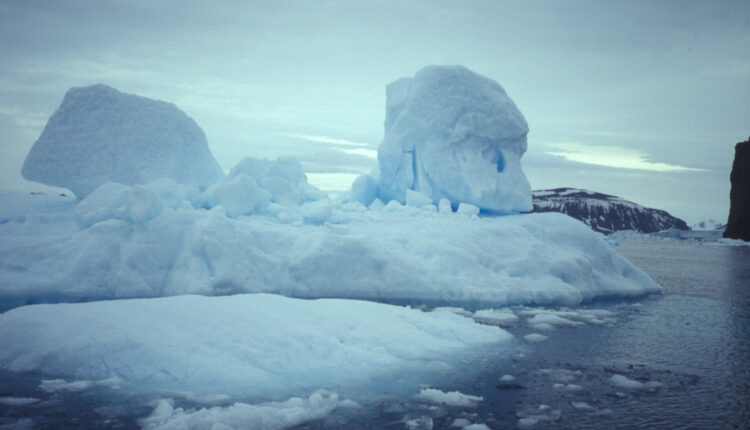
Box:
[524, 333, 548, 343]
[500, 374, 516, 382]
[463, 424, 491, 430]
[571, 401, 595, 410]
[609, 374, 644, 389]
[0, 397, 39, 406]
[451, 418, 471, 427]
[414, 388, 483, 407]
[517, 417, 539, 427]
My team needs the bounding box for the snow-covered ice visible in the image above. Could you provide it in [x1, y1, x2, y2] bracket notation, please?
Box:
[0, 294, 509, 398]
[21, 85, 224, 198]
[608, 374, 663, 390]
[374, 65, 532, 212]
[414, 388, 483, 407]
[0, 70, 670, 428]
[0, 186, 660, 309]
[141, 392, 352, 430]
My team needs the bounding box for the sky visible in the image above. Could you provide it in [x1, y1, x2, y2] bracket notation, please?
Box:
[1, 0, 748, 224]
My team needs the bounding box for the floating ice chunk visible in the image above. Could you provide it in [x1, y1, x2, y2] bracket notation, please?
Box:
[608, 374, 663, 390]
[451, 418, 472, 427]
[414, 388, 483, 407]
[553, 383, 583, 392]
[609, 374, 643, 389]
[39, 379, 93, 392]
[571, 401, 595, 410]
[141, 391, 351, 430]
[472, 309, 519, 327]
[0, 294, 509, 397]
[377, 65, 531, 212]
[22, 84, 224, 198]
[0, 397, 39, 406]
[540, 368, 581, 383]
[463, 424, 491, 430]
[527, 313, 584, 330]
[524, 333, 548, 343]
[499, 374, 516, 382]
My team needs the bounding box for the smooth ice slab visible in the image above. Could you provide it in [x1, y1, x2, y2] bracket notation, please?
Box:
[0, 294, 510, 398]
[22, 84, 225, 198]
[377, 65, 532, 212]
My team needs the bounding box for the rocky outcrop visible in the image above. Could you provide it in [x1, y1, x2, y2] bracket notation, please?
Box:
[532, 188, 688, 234]
[723, 138, 750, 241]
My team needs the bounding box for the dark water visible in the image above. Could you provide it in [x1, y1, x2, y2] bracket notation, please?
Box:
[309, 240, 750, 429]
[2, 240, 749, 429]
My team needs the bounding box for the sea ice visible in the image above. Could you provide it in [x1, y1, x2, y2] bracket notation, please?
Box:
[0, 189, 661, 310]
[414, 388, 483, 407]
[0, 294, 509, 397]
[21, 84, 224, 198]
[141, 392, 351, 430]
[376, 65, 532, 212]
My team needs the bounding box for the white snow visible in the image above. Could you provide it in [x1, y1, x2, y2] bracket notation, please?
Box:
[0, 294, 509, 398]
[21, 84, 224, 198]
[414, 388, 483, 407]
[376, 65, 532, 212]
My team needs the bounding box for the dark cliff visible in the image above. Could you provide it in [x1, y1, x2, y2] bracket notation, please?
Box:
[532, 188, 689, 234]
[724, 138, 750, 241]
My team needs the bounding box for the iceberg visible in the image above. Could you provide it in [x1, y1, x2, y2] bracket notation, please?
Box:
[0, 294, 509, 397]
[376, 65, 532, 212]
[21, 84, 225, 198]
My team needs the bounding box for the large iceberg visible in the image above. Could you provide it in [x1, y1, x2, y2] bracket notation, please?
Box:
[375, 65, 532, 212]
[0, 71, 664, 429]
[0, 184, 659, 310]
[21, 84, 225, 198]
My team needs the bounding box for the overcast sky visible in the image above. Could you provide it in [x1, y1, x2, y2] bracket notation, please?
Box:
[1, 0, 748, 223]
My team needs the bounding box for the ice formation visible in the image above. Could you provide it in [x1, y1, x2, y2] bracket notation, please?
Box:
[21, 84, 225, 198]
[0, 185, 660, 310]
[0, 72, 667, 428]
[373, 65, 532, 212]
[0, 294, 509, 397]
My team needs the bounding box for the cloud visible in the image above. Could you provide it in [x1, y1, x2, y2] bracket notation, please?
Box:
[542, 142, 709, 172]
[279, 133, 373, 148]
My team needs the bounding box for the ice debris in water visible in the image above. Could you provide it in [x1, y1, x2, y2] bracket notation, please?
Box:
[414, 388, 483, 408]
